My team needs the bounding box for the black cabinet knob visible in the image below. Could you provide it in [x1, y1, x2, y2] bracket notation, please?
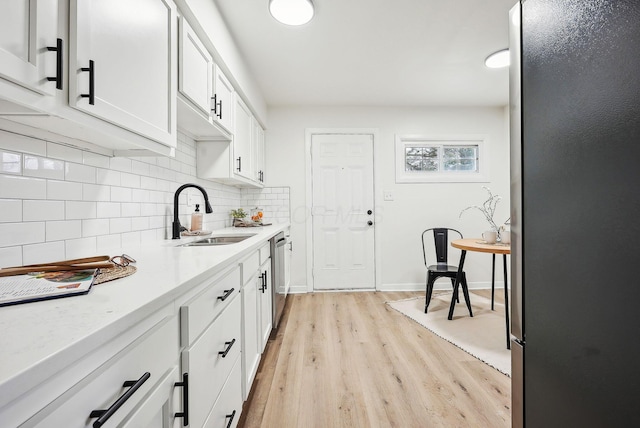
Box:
[367, 210, 373, 215]
[367, 220, 373, 226]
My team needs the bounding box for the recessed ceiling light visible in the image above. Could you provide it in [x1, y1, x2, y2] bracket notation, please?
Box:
[485, 49, 510, 68]
[269, 0, 315, 26]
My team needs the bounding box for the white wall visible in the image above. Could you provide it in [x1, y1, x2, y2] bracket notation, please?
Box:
[265, 106, 510, 292]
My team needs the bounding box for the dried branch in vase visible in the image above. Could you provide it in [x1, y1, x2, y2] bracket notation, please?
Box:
[459, 186, 508, 232]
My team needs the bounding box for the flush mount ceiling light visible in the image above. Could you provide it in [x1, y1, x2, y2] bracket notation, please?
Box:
[485, 49, 510, 68]
[269, 0, 315, 26]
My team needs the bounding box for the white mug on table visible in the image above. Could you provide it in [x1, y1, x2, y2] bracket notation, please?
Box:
[501, 231, 511, 244]
[482, 230, 497, 244]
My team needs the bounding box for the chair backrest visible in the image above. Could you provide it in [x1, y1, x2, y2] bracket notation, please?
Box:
[421, 228, 463, 267]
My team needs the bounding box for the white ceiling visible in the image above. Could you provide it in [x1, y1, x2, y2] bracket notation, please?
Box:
[214, 0, 515, 108]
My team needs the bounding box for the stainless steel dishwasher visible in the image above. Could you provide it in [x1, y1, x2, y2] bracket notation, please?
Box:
[271, 232, 288, 331]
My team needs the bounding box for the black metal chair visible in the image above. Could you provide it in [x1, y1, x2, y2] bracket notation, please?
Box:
[421, 228, 473, 316]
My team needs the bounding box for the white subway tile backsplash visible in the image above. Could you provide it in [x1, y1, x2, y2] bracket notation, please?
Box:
[47, 180, 83, 201]
[82, 184, 111, 202]
[0, 132, 248, 258]
[83, 151, 110, 168]
[121, 203, 141, 217]
[109, 157, 132, 173]
[23, 241, 65, 265]
[1, 150, 22, 175]
[120, 172, 141, 188]
[46, 220, 82, 241]
[0, 200, 22, 222]
[47, 142, 83, 163]
[65, 162, 96, 183]
[96, 168, 121, 186]
[131, 160, 150, 177]
[82, 218, 110, 237]
[23, 200, 65, 221]
[23, 155, 64, 180]
[97, 202, 121, 218]
[111, 187, 132, 202]
[97, 234, 121, 253]
[65, 237, 97, 259]
[0, 222, 45, 247]
[0, 175, 47, 199]
[110, 217, 132, 234]
[0, 246, 22, 268]
[131, 217, 149, 231]
[140, 176, 156, 190]
[66, 201, 97, 220]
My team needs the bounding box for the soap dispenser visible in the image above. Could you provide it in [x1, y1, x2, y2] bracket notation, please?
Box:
[191, 204, 203, 231]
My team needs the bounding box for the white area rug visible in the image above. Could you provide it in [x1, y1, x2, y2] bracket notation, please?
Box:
[387, 293, 511, 376]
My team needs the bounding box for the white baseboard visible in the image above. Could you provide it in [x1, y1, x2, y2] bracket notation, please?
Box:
[287, 282, 505, 294]
[378, 281, 505, 292]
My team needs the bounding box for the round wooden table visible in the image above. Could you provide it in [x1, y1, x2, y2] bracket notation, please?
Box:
[450, 238, 511, 349]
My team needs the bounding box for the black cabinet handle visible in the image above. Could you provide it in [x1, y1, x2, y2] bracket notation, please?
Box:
[46, 38, 63, 90]
[259, 170, 264, 182]
[225, 410, 237, 428]
[236, 157, 241, 172]
[80, 60, 95, 105]
[89, 372, 150, 427]
[218, 338, 236, 358]
[174, 373, 189, 426]
[211, 94, 218, 114]
[262, 270, 268, 292]
[217, 99, 223, 119]
[217, 288, 235, 301]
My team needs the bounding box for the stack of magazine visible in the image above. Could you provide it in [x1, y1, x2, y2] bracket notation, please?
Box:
[0, 269, 97, 307]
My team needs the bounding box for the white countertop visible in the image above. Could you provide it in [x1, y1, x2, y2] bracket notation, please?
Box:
[0, 224, 287, 409]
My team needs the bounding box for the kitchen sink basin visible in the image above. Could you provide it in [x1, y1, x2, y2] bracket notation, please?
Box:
[179, 234, 256, 247]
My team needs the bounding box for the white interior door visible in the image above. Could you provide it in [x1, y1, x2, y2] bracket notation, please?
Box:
[312, 134, 375, 290]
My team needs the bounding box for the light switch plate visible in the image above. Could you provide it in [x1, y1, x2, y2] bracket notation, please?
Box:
[383, 191, 394, 201]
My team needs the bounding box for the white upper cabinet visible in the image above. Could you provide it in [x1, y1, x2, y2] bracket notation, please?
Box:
[253, 117, 265, 184]
[234, 94, 253, 180]
[212, 65, 234, 134]
[69, 0, 177, 148]
[179, 16, 212, 116]
[0, 0, 60, 97]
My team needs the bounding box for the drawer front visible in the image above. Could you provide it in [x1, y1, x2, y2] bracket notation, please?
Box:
[241, 251, 260, 286]
[120, 365, 181, 428]
[181, 265, 241, 346]
[258, 242, 271, 265]
[203, 355, 242, 428]
[182, 294, 241, 428]
[34, 316, 180, 428]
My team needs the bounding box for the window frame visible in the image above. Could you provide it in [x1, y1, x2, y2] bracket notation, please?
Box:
[395, 134, 489, 183]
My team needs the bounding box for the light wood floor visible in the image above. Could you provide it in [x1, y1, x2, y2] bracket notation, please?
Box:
[239, 290, 511, 428]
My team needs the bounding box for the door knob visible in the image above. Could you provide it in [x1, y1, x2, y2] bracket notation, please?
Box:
[367, 220, 373, 226]
[367, 210, 373, 215]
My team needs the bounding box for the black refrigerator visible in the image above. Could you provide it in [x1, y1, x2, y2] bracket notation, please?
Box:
[509, 1, 640, 426]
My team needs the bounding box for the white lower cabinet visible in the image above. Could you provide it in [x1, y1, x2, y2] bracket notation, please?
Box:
[181, 293, 242, 428]
[259, 245, 273, 352]
[203, 355, 243, 428]
[32, 315, 181, 427]
[0, 234, 284, 427]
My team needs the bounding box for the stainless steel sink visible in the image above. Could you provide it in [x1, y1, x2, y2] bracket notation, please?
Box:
[179, 234, 256, 246]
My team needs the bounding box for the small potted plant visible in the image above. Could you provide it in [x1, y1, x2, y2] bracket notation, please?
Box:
[231, 208, 247, 227]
